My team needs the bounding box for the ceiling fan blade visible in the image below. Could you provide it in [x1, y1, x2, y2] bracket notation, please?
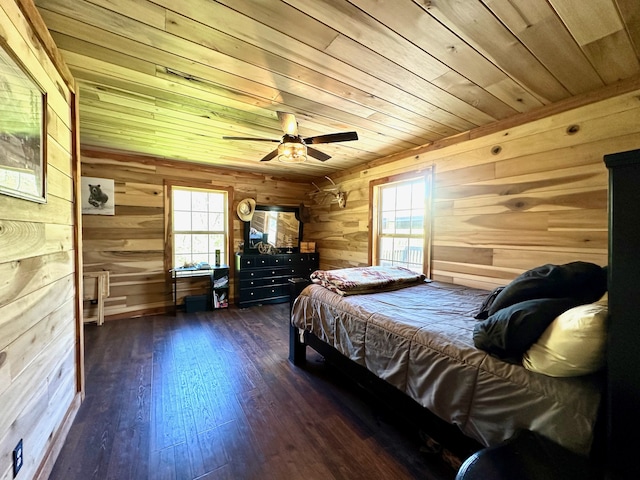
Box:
[222, 136, 279, 142]
[277, 112, 298, 136]
[260, 148, 279, 162]
[304, 131, 358, 144]
[307, 146, 331, 162]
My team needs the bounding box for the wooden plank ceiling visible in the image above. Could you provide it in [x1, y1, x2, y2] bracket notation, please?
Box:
[33, 0, 640, 180]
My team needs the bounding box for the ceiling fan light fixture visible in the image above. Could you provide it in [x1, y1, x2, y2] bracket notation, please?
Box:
[223, 113, 356, 163]
[277, 135, 307, 163]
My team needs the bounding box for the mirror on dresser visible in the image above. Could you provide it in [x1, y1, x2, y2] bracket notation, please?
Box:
[243, 205, 303, 253]
[237, 204, 317, 308]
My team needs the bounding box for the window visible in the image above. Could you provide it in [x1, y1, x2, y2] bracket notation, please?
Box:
[371, 170, 432, 275]
[171, 186, 228, 268]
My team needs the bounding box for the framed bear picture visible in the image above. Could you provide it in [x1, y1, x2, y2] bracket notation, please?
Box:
[81, 176, 115, 215]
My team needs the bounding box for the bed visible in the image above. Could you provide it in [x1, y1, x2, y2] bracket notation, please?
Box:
[289, 265, 606, 457]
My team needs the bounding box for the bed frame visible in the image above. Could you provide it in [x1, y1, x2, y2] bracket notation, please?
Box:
[288, 283, 608, 477]
[286, 149, 640, 477]
[289, 323, 483, 459]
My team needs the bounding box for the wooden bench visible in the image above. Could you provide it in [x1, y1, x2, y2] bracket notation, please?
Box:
[83, 271, 110, 326]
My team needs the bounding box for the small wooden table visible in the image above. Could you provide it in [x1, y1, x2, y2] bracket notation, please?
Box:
[170, 268, 213, 310]
[83, 271, 110, 326]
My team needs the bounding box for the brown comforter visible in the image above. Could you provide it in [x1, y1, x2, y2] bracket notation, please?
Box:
[291, 281, 603, 455]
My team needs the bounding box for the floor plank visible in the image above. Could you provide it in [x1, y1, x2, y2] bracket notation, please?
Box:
[49, 303, 460, 479]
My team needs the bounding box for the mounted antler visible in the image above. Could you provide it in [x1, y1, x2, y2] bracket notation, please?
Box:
[308, 176, 347, 208]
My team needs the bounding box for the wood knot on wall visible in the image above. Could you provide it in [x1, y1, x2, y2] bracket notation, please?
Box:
[566, 124, 580, 135]
[504, 197, 533, 211]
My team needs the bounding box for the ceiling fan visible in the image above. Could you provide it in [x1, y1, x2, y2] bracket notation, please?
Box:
[222, 112, 358, 163]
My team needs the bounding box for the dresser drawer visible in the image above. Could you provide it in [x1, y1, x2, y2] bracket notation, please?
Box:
[237, 256, 257, 269]
[271, 255, 289, 267]
[241, 284, 288, 302]
[235, 252, 319, 308]
[240, 277, 265, 289]
[294, 264, 316, 277]
[253, 256, 271, 268]
[240, 274, 290, 290]
[239, 266, 290, 280]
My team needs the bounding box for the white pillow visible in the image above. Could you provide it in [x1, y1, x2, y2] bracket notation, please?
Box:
[522, 295, 608, 377]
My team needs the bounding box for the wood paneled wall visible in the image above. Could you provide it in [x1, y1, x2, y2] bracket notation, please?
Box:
[80, 152, 311, 318]
[0, 2, 78, 479]
[305, 87, 640, 290]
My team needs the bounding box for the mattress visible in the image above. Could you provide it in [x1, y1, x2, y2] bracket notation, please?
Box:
[290, 281, 603, 455]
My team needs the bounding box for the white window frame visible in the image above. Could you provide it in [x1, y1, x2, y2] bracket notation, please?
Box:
[167, 184, 230, 269]
[370, 169, 433, 276]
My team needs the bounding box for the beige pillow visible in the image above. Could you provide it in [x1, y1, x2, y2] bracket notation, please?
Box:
[522, 295, 608, 377]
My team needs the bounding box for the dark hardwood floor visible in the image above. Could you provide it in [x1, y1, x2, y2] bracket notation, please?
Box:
[49, 303, 461, 480]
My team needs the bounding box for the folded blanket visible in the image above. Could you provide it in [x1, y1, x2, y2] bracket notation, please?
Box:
[310, 265, 427, 296]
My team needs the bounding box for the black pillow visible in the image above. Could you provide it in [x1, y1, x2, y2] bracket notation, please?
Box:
[475, 286, 505, 320]
[473, 297, 582, 363]
[487, 262, 607, 317]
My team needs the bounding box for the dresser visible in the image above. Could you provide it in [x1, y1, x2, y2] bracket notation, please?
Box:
[235, 253, 319, 308]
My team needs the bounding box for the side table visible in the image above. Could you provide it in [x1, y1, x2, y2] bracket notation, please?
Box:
[170, 268, 212, 311]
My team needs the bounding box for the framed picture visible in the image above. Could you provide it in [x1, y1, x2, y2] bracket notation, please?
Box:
[0, 41, 47, 203]
[81, 176, 115, 215]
